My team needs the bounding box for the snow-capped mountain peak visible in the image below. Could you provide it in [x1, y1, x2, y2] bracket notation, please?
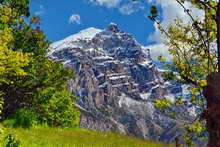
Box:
[48, 24, 197, 144]
[49, 24, 151, 64]
[48, 27, 102, 55]
[70, 27, 102, 40]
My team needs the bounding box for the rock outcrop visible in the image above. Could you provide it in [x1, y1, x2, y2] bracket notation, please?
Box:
[48, 24, 196, 143]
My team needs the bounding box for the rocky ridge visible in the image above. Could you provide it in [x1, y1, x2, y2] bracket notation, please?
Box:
[48, 24, 197, 143]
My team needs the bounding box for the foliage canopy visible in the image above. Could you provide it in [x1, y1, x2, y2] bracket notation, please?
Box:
[0, 0, 80, 127]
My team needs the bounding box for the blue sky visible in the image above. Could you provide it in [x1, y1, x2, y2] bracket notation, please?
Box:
[30, 0, 203, 61]
[30, 0, 155, 46]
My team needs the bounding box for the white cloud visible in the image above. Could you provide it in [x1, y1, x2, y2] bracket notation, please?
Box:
[119, 2, 144, 15]
[147, 43, 172, 61]
[87, 0, 144, 15]
[34, 4, 45, 16]
[148, 0, 204, 43]
[146, 0, 204, 61]
[69, 14, 81, 25]
[89, 0, 121, 8]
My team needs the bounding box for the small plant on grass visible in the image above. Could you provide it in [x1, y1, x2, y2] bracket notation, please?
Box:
[4, 134, 20, 147]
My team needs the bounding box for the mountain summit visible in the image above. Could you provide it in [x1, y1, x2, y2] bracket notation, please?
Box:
[49, 24, 196, 143]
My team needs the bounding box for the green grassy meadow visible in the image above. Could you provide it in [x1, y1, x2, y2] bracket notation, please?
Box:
[2, 127, 173, 147]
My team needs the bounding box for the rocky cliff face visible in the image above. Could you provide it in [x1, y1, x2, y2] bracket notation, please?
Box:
[48, 24, 196, 143]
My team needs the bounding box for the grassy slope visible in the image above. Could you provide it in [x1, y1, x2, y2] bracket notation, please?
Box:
[4, 127, 174, 147]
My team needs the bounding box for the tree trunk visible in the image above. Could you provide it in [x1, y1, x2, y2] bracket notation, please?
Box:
[203, 1, 220, 146]
[203, 73, 220, 147]
[217, 1, 220, 72]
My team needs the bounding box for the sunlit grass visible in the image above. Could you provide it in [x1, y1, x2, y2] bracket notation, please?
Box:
[3, 127, 174, 147]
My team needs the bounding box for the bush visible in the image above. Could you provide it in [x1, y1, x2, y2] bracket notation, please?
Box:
[36, 88, 80, 127]
[2, 119, 16, 128]
[14, 109, 38, 129]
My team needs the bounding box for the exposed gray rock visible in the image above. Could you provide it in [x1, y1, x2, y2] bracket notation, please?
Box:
[48, 24, 196, 143]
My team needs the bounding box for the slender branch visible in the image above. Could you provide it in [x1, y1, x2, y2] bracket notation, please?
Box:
[176, 0, 214, 72]
[150, 17, 199, 86]
[205, 3, 210, 74]
[176, 0, 219, 72]
[188, 0, 217, 10]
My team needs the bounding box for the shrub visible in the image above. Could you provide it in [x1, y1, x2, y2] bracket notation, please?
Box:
[36, 88, 80, 127]
[2, 119, 16, 128]
[14, 109, 38, 129]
